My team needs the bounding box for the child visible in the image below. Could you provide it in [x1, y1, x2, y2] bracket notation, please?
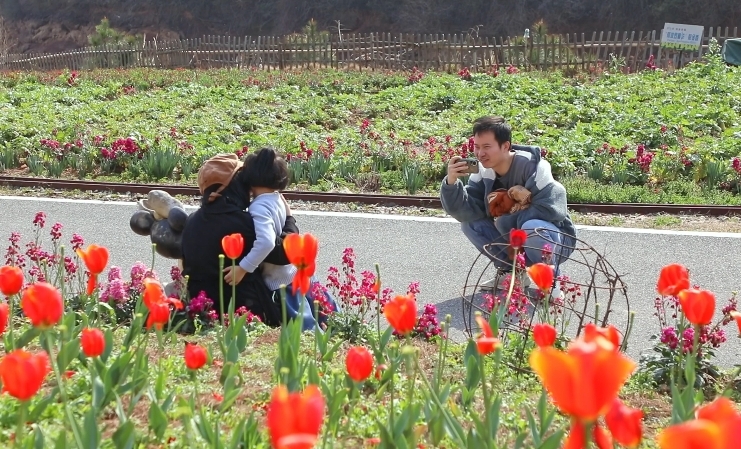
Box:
[223, 147, 337, 330]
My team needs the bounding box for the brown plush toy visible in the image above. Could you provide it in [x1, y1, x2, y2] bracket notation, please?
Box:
[487, 189, 517, 217]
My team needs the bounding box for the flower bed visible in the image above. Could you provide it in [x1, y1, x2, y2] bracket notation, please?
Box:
[0, 46, 739, 203]
[0, 211, 739, 447]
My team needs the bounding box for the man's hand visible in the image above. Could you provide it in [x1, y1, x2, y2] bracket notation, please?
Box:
[446, 156, 470, 185]
[223, 265, 248, 286]
[508, 186, 532, 204]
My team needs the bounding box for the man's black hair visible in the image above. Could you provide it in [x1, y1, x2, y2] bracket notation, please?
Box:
[472, 116, 511, 146]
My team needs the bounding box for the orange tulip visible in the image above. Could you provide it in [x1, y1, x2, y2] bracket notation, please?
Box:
[184, 342, 208, 370]
[0, 265, 24, 296]
[142, 278, 182, 330]
[143, 278, 183, 310]
[283, 233, 319, 296]
[527, 263, 554, 293]
[657, 398, 741, 449]
[81, 328, 106, 358]
[345, 346, 373, 382]
[21, 282, 63, 328]
[583, 323, 621, 349]
[475, 315, 501, 355]
[221, 233, 245, 260]
[143, 278, 166, 308]
[267, 384, 325, 449]
[510, 229, 527, 248]
[383, 294, 417, 336]
[76, 244, 109, 295]
[677, 289, 716, 326]
[533, 323, 556, 347]
[730, 311, 741, 336]
[529, 336, 636, 422]
[605, 398, 644, 448]
[0, 349, 50, 401]
[0, 302, 8, 336]
[657, 263, 690, 297]
[657, 420, 725, 449]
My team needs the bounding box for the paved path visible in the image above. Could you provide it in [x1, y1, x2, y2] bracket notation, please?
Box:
[1, 196, 740, 367]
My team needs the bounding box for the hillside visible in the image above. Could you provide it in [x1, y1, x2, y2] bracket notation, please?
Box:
[0, 0, 739, 54]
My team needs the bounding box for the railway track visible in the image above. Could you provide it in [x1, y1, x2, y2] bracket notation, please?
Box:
[1, 175, 740, 216]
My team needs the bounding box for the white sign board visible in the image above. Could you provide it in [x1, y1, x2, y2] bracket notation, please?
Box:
[660, 23, 704, 51]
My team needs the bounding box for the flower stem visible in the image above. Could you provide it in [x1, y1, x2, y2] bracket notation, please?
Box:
[14, 400, 27, 448]
[218, 255, 225, 329]
[45, 331, 85, 449]
[229, 258, 236, 327]
[479, 353, 492, 445]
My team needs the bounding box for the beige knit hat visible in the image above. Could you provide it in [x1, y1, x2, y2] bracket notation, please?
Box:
[196, 153, 243, 202]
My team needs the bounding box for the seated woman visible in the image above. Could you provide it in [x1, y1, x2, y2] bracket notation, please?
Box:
[180, 153, 297, 327]
[180, 153, 335, 330]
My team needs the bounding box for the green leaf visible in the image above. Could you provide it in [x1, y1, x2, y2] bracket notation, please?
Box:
[526, 408, 540, 445]
[321, 340, 343, 363]
[219, 387, 243, 414]
[15, 326, 41, 350]
[28, 394, 55, 422]
[101, 328, 115, 363]
[54, 431, 67, 449]
[32, 426, 45, 449]
[83, 407, 100, 449]
[538, 429, 565, 449]
[227, 417, 247, 449]
[92, 375, 106, 411]
[112, 421, 136, 449]
[148, 401, 168, 440]
[195, 409, 216, 444]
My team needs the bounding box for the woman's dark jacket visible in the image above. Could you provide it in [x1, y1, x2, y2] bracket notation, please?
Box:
[180, 181, 297, 325]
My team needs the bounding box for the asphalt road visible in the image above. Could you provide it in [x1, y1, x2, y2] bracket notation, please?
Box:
[2, 196, 740, 367]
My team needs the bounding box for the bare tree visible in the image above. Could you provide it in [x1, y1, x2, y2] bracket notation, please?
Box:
[0, 15, 15, 61]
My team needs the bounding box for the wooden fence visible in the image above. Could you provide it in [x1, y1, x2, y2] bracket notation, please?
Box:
[0, 26, 738, 73]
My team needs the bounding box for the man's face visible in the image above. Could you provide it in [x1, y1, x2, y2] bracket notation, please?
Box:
[473, 131, 510, 169]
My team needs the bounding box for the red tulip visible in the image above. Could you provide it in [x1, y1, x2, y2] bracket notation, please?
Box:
[0, 302, 8, 336]
[76, 244, 109, 295]
[605, 398, 644, 448]
[0, 349, 50, 401]
[383, 294, 417, 336]
[221, 233, 245, 260]
[657, 263, 690, 297]
[21, 282, 64, 328]
[678, 289, 716, 326]
[592, 423, 614, 449]
[0, 265, 24, 296]
[533, 323, 556, 347]
[475, 315, 501, 355]
[510, 229, 527, 248]
[345, 346, 373, 382]
[81, 328, 106, 358]
[184, 342, 208, 370]
[267, 384, 325, 449]
[527, 263, 554, 292]
[283, 233, 319, 296]
[147, 301, 172, 330]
